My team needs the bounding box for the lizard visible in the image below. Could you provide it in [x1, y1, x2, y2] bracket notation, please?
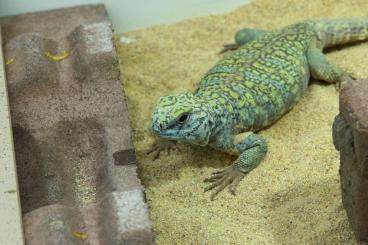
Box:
[149, 18, 368, 200]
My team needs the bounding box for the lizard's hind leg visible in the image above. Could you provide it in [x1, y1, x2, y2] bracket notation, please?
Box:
[220, 28, 268, 53]
[307, 47, 354, 88]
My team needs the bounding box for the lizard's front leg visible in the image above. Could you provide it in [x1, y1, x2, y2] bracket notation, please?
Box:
[204, 133, 267, 200]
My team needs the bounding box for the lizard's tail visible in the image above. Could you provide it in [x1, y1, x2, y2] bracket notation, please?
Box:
[315, 18, 368, 49]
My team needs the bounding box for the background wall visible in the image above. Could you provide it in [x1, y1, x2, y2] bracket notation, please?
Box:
[0, 0, 253, 33]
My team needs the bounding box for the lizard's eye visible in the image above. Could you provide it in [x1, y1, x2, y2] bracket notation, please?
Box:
[178, 114, 188, 123]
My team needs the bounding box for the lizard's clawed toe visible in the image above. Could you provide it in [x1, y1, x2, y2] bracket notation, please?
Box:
[228, 177, 243, 195]
[147, 139, 179, 160]
[203, 172, 224, 183]
[219, 43, 240, 54]
[204, 166, 246, 200]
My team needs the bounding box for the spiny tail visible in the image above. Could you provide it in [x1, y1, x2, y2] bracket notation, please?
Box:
[314, 18, 368, 49]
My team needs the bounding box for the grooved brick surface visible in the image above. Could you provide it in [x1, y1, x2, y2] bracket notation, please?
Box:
[1, 5, 153, 244]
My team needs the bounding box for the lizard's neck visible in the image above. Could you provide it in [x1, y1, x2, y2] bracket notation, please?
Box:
[194, 94, 236, 137]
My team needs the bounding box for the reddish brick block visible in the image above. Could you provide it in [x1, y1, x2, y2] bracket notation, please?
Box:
[333, 80, 368, 241]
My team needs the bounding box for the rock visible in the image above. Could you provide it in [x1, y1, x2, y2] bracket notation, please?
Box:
[333, 79, 368, 241]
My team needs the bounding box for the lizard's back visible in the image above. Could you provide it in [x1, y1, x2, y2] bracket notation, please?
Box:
[195, 22, 316, 131]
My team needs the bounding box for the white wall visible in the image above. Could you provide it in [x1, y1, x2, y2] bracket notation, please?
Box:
[0, 0, 252, 33]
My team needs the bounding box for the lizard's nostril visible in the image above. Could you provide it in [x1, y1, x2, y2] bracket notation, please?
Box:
[159, 123, 163, 129]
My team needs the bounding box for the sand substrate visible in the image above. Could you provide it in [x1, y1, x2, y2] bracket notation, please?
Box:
[117, 0, 368, 243]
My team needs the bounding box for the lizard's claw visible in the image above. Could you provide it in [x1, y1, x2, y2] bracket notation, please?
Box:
[219, 43, 241, 54]
[204, 166, 245, 201]
[146, 139, 179, 160]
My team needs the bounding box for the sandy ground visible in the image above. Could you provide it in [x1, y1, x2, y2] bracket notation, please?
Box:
[116, 0, 368, 244]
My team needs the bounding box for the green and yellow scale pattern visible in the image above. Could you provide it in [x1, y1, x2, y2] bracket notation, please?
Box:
[195, 22, 313, 133]
[151, 18, 368, 199]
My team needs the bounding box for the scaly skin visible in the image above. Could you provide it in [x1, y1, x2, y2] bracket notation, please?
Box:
[150, 18, 368, 200]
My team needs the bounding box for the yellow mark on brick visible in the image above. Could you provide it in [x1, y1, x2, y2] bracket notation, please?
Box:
[45, 51, 70, 61]
[73, 231, 88, 240]
[5, 58, 14, 65]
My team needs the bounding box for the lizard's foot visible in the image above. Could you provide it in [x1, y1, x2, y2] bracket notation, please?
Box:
[146, 139, 179, 160]
[219, 43, 241, 54]
[337, 72, 355, 91]
[204, 165, 245, 201]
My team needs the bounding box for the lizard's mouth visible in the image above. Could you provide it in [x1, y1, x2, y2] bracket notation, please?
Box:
[153, 123, 182, 137]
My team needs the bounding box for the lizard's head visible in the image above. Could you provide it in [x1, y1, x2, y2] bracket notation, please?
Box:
[151, 92, 214, 146]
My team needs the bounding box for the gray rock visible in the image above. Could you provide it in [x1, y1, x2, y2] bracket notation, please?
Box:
[1, 5, 154, 244]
